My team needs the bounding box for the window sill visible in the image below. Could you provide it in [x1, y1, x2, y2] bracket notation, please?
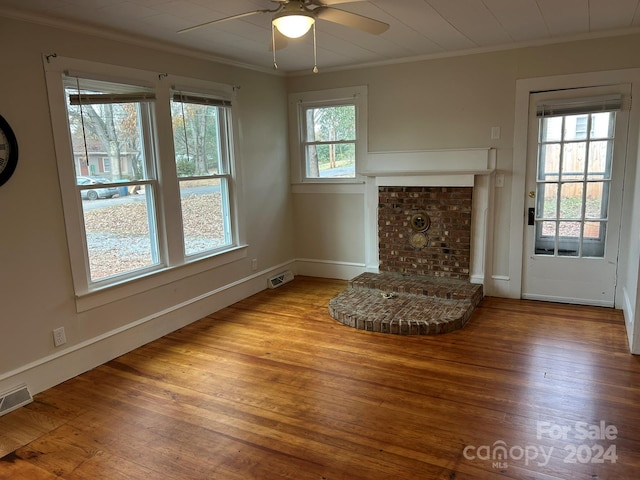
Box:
[75, 245, 248, 312]
[292, 182, 365, 194]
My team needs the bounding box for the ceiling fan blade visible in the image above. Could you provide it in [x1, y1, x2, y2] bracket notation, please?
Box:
[316, 7, 389, 35]
[310, 0, 366, 5]
[178, 9, 276, 34]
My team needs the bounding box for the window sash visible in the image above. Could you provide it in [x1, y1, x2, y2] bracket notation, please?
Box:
[171, 91, 236, 258]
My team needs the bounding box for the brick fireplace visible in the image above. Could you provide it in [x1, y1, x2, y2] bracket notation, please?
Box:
[328, 148, 495, 335]
[378, 186, 473, 279]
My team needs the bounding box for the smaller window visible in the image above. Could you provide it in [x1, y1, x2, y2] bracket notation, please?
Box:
[289, 86, 367, 183]
[302, 104, 356, 179]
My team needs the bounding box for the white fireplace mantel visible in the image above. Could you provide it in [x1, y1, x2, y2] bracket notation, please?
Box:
[359, 148, 496, 178]
[362, 147, 497, 286]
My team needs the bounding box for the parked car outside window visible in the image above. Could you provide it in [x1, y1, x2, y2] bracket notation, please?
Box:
[76, 176, 119, 200]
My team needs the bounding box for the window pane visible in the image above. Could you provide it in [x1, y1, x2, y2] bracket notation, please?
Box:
[171, 100, 225, 176]
[180, 178, 231, 256]
[559, 183, 583, 219]
[305, 143, 355, 178]
[82, 188, 159, 281]
[304, 105, 355, 142]
[66, 95, 150, 182]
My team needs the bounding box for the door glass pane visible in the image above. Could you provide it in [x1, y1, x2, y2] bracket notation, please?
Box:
[535, 221, 555, 255]
[540, 116, 562, 142]
[561, 142, 586, 180]
[558, 221, 581, 238]
[538, 143, 560, 181]
[534, 108, 614, 259]
[564, 114, 589, 141]
[590, 112, 615, 139]
[587, 140, 612, 180]
[584, 221, 604, 240]
[537, 183, 558, 219]
[585, 182, 606, 219]
[559, 183, 583, 219]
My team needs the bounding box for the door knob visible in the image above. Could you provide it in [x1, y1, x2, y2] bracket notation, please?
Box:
[528, 191, 535, 198]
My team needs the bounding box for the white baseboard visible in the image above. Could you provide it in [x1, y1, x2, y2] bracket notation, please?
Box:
[295, 258, 366, 280]
[521, 293, 614, 308]
[0, 261, 295, 398]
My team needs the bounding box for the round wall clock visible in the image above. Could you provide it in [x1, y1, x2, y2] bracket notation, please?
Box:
[0, 115, 18, 187]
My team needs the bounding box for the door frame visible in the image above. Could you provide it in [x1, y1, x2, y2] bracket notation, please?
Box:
[509, 68, 640, 311]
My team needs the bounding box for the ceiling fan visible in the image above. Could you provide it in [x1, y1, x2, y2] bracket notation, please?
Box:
[178, 0, 389, 72]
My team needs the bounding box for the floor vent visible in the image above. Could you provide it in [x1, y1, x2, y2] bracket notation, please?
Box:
[0, 384, 33, 416]
[268, 270, 294, 289]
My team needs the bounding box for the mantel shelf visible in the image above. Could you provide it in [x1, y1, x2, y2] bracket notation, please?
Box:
[359, 148, 496, 177]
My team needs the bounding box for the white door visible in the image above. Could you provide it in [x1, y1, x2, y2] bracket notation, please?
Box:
[522, 85, 631, 307]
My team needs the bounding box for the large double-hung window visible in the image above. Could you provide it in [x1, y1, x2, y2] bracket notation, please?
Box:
[66, 78, 161, 282]
[45, 57, 242, 308]
[171, 92, 233, 257]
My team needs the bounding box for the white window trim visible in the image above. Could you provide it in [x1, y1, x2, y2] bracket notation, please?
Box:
[289, 85, 367, 185]
[43, 55, 246, 312]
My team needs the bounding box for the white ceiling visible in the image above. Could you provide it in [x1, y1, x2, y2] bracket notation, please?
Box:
[2, 0, 640, 73]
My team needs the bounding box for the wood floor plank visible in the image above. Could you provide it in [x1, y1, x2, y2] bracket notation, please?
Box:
[1, 276, 639, 479]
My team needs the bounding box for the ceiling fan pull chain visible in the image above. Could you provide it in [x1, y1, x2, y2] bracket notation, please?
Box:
[272, 23, 278, 70]
[312, 22, 318, 74]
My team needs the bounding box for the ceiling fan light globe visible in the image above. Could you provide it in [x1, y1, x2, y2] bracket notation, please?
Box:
[273, 14, 315, 38]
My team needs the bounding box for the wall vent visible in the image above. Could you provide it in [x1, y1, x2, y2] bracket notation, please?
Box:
[0, 384, 33, 416]
[268, 270, 294, 289]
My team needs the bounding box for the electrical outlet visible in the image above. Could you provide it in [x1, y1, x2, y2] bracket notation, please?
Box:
[251, 258, 258, 271]
[53, 327, 66, 347]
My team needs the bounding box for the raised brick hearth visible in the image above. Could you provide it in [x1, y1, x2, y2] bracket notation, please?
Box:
[329, 272, 483, 335]
[329, 186, 483, 335]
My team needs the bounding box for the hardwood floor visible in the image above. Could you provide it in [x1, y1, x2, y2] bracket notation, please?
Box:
[1, 276, 639, 479]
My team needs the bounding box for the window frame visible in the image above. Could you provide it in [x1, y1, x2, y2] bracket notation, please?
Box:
[289, 86, 367, 184]
[170, 89, 236, 258]
[44, 56, 246, 312]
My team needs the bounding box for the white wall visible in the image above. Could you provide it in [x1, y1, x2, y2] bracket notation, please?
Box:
[0, 17, 293, 395]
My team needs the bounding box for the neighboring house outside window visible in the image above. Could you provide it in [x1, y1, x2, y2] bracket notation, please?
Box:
[44, 57, 244, 310]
